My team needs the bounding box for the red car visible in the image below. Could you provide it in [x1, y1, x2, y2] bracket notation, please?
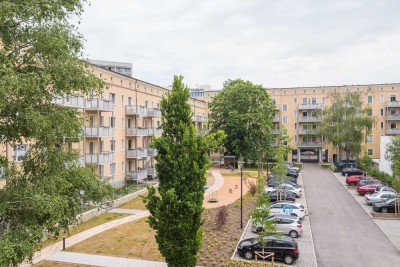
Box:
[346, 175, 362, 186]
[357, 183, 382, 196]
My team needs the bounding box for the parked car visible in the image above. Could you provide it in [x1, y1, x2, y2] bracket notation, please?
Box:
[270, 202, 306, 219]
[287, 170, 299, 178]
[357, 183, 383, 196]
[268, 176, 298, 186]
[251, 216, 303, 238]
[301, 150, 314, 155]
[268, 191, 297, 203]
[372, 198, 398, 213]
[356, 179, 380, 192]
[345, 175, 363, 186]
[375, 186, 397, 193]
[237, 235, 299, 264]
[275, 184, 302, 197]
[364, 191, 397, 205]
[341, 167, 364, 176]
[335, 161, 356, 171]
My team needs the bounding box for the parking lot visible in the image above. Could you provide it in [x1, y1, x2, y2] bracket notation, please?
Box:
[233, 173, 317, 266]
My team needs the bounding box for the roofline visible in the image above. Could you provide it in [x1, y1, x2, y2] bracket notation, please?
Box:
[267, 82, 400, 90]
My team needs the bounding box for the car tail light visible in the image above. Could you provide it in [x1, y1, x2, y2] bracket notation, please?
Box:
[299, 189, 302, 192]
[292, 247, 298, 253]
[297, 224, 302, 228]
[300, 209, 304, 212]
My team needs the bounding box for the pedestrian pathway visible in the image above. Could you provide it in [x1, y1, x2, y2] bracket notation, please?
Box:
[204, 169, 224, 196]
[107, 208, 144, 214]
[48, 252, 167, 267]
[24, 210, 150, 266]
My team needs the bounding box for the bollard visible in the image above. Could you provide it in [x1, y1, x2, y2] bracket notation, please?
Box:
[235, 184, 238, 189]
[63, 236, 66, 250]
[229, 189, 232, 193]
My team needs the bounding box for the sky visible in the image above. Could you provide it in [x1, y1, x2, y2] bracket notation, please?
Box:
[77, 0, 400, 89]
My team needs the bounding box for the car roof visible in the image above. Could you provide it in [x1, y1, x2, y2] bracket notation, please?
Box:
[269, 213, 297, 219]
[272, 201, 301, 206]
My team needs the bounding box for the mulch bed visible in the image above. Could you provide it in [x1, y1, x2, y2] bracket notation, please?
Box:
[197, 193, 259, 267]
[371, 212, 400, 219]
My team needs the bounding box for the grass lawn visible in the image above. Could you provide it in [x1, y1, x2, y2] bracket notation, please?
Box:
[117, 195, 147, 210]
[35, 261, 93, 267]
[67, 217, 164, 262]
[41, 212, 129, 248]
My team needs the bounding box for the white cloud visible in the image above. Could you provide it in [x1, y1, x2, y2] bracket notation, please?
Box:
[77, 0, 400, 88]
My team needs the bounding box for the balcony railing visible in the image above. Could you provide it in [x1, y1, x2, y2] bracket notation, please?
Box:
[192, 115, 207, 123]
[297, 129, 317, 135]
[127, 169, 148, 180]
[271, 141, 278, 147]
[126, 149, 148, 158]
[85, 98, 114, 111]
[298, 116, 322, 123]
[386, 128, 400, 134]
[126, 128, 149, 136]
[386, 115, 400, 121]
[271, 129, 280, 135]
[298, 142, 322, 148]
[386, 101, 400, 108]
[126, 105, 148, 116]
[273, 117, 280, 123]
[148, 167, 157, 177]
[53, 95, 85, 109]
[149, 128, 163, 136]
[147, 108, 162, 117]
[298, 104, 323, 110]
[85, 152, 114, 164]
[85, 126, 114, 137]
[147, 148, 158, 156]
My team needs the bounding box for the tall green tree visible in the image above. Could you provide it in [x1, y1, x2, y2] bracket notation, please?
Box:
[385, 135, 400, 178]
[319, 92, 375, 160]
[0, 1, 111, 265]
[144, 76, 209, 267]
[209, 79, 275, 163]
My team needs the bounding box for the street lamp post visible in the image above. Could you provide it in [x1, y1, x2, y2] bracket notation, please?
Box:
[238, 160, 245, 229]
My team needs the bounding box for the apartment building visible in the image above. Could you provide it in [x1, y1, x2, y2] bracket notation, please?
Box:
[191, 83, 400, 164]
[1, 64, 208, 188]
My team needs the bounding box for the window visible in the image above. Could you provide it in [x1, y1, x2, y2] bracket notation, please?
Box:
[302, 111, 308, 117]
[122, 140, 125, 151]
[368, 149, 373, 156]
[381, 122, 384, 129]
[367, 135, 373, 142]
[157, 121, 160, 127]
[122, 162, 125, 173]
[312, 98, 316, 104]
[109, 93, 116, 104]
[391, 109, 396, 115]
[282, 117, 288, 123]
[128, 96, 132, 106]
[283, 129, 288, 135]
[294, 98, 297, 103]
[283, 104, 287, 111]
[294, 123, 297, 129]
[110, 163, 116, 175]
[302, 98, 307, 104]
[367, 109, 372, 116]
[157, 103, 160, 109]
[122, 118, 125, 129]
[12, 144, 28, 162]
[145, 100, 149, 107]
[322, 97, 325, 104]
[110, 140, 116, 152]
[303, 125, 308, 130]
[312, 136, 317, 142]
[381, 109, 384, 116]
[380, 95, 384, 103]
[121, 95, 124, 106]
[283, 141, 288, 146]
[294, 135, 297, 141]
[391, 95, 396, 102]
[294, 111, 297, 118]
[311, 111, 317, 117]
[110, 117, 116, 127]
[367, 95, 372, 104]
[391, 122, 396, 129]
[312, 124, 317, 129]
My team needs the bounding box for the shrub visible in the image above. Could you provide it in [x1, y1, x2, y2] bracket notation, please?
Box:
[248, 181, 257, 196]
[216, 205, 228, 229]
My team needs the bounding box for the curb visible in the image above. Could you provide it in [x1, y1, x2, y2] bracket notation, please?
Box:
[230, 219, 251, 260]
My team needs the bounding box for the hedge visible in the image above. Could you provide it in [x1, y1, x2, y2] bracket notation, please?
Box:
[364, 166, 400, 192]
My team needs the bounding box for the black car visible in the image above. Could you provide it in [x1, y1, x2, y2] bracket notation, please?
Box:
[373, 198, 397, 213]
[335, 160, 356, 171]
[267, 191, 296, 203]
[287, 170, 299, 178]
[268, 177, 298, 187]
[341, 167, 364, 176]
[237, 236, 299, 265]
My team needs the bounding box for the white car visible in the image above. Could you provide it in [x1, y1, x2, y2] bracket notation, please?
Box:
[270, 202, 306, 219]
[301, 151, 314, 155]
[375, 186, 397, 193]
[364, 191, 396, 205]
[276, 184, 302, 198]
[251, 215, 303, 238]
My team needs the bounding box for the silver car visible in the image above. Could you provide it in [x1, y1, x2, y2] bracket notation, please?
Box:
[251, 215, 303, 238]
[364, 191, 397, 205]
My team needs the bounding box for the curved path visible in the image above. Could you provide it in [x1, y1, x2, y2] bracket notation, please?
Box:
[302, 163, 399, 267]
[204, 169, 225, 196]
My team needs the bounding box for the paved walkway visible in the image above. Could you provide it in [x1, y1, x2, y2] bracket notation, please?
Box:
[48, 252, 167, 267]
[24, 211, 150, 266]
[302, 163, 399, 267]
[107, 208, 144, 214]
[204, 169, 224, 195]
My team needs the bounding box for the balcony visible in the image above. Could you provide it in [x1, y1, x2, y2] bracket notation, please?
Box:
[85, 152, 114, 164]
[126, 148, 148, 158]
[53, 95, 85, 109]
[298, 103, 323, 110]
[126, 105, 148, 116]
[273, 117, 280, 123]
[298, 116, 322, 123]
[297, 129, 317, 135]
[386, 115, 400, 121]
[149, 128, 163, 136]
[148, 167, 157, 177]
[127, 169, 148, 180]
[271, 141, 278, 147]
[275, 105, 280, 111]
[85, 98, 114, 111]
[126, 128, 149, 136]
[386, 128, 400, 135]
[197, 129, 208, 135]
[147, 108, 162, 117]
[271, 129, 280, 135]
[192, 115, 207, 123]
[147, 148, 158, 156]
[85, 126, 114, 137]
[298, 142, 322, 148]
[386, 101, 400, 108]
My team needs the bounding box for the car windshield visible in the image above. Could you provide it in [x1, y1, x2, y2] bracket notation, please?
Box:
[386, 198, 395, 204]
[370, 192, 379, 197]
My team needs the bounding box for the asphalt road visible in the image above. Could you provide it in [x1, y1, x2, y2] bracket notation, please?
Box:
[302, 163, 400, 267]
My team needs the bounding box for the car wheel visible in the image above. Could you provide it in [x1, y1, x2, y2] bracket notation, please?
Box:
[290, 213, 298, 217]
[289, 230, 298, 238]
[351, 182, 356, 186]
[244, 251, 254, 260]
[283, 254, 294, 265]
[382, 207, 389, 213]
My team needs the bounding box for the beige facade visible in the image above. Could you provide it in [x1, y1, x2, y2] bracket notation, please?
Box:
[1, 65, 208, 187]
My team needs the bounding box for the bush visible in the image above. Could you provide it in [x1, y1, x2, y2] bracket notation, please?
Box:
[248, 181, 257, 196]
[294, 163, 303, 169]
[216, 205, 228, 229]
[363, 166, 400, 191]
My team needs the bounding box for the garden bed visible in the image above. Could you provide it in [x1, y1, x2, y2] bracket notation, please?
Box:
[371, 212, 400, 220]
